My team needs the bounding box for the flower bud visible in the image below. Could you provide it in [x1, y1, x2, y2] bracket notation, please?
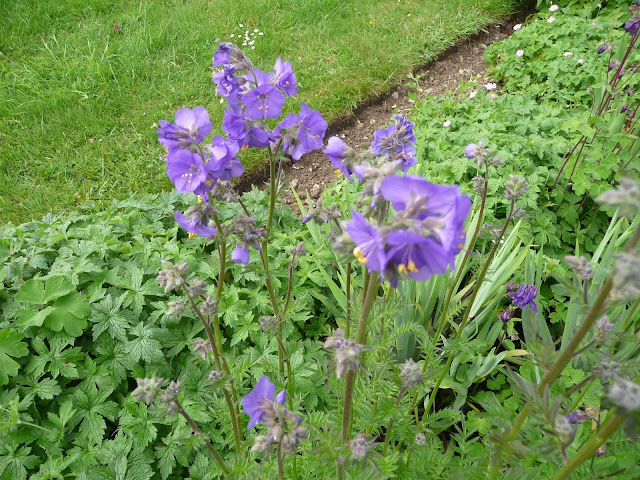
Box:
[504, 175, 528, 200]
[167, 298, 187, 318]
[564, 255, 593, 279]
[608, 377, 640, 412]
[399, 359, 423, 389]
[350, 433, 371, 460]
[415, 432, 426, 446]
[131, 375, 165, 405]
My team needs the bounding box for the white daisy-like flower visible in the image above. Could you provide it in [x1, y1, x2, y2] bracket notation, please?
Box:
[469, 91, 477, 98]
[513, 24, 522, 31]
[484, 83, 497, 91]
[548, 16, 555, 23]
[443, 120, 451, 127]
[516, 49, 524, 57]
[549, 5, 558, 11]
[563, 51, 573, 56]
[578, 59, 584, 64]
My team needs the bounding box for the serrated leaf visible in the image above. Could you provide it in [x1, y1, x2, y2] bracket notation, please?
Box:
[0, 329, 29, 386]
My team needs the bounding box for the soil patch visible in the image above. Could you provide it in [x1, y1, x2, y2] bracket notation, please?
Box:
[236, 6, 536, 213]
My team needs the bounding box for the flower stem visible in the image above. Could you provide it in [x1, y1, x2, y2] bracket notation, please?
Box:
[277, 442, 285, 480]
[342, 276, 379, 443]
[174, 398, 230, 475]
[382, 389, 405, 455]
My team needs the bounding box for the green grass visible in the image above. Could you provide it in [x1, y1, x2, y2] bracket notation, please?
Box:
[0, 0, 514, 225]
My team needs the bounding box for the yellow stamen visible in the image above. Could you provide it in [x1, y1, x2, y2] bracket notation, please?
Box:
[241, 145, 249, 151]
[458, 243, 465, 249]
[335, 168, 342, 177]
[205, 179, 214, 186]
[188, 232, 197, 239]
[197, 195, 203, 204]
[353, 246, 368, 264]
[398, 264, 408, 275]
[407, 260, 418, 273]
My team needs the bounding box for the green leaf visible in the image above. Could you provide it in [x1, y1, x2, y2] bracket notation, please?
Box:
[44, 292, 91, 337]
[15, 279, 45, 304]
[43, 276, 75, 303]
[0, 329, 29, 386]
[126, 323, 163, 364]
[16, 306, 54, 330]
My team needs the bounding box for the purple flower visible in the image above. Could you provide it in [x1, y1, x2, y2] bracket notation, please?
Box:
[345, 210, 387, 272]
[385, 230, 452, 285]
[206, 136, 244, 180]
[274, 103, 328, 160]
[625, 16, 640, 35]
[507, 283, 539, 314]
[213, 65, 240, 97]
[231, 245, 250, 265]
[500, 309, 513, 323]
[464, 143, 477, 160]
[566, 411, 590, 424]
[272, 57, 298, 96]
[242, 84, 285, 120]
[166, 149, 208, 193]
[242, 376, 285, 429]
[213, 42, 252, 70]
[597, 42, 608, 54]
[174, 210, 217, 238]
[324, 136, 356, 181]
[157, 106, 213, 151]
[370, 115, 417, 171]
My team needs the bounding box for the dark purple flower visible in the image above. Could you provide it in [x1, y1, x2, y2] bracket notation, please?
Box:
[166, 149, 207, 193]
[206, 136, 244, 180]
[324, 136, 356, 181]
[242, 376, 285, 429]
[345, 210, 387, 272]
[625, 16, 640, 35]
[242, 67, 274, 91]
[242, 84, 285, 120]
[222, 109, 248, 143]
[245, 126, 274, 148]
[597, 42, 608, 54]
[157, 106, 213, 151]
[566, 411, 589, 424]
[500, 309, 513, 323]
[272, 57, 298, 96]
[175, 210, 217, 238]
[507, 283, 539, 314]
[231, 245, 250, 265]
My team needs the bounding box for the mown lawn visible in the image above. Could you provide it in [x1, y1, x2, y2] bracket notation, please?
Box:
[0, 0, 514, 224]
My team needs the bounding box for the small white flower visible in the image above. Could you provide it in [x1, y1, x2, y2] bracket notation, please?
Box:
[254, 28, 259, 32]
[251, 46, 255, 49]
[591, 22, 596, 27]
[469, 91, 477, 98]
[230, 34, 234, 37]
[443, 120, 451, 127]
[490, 93, 497, 99]
[578, 58, 584, 64]
[259, 32, 264, 35]
[484, 82, 497, 91]
[239, 23, 244, 27]
[513, 24, 522, 31]
[549, 4, 559, 11]
[548, 16, 555, 23]
[563, 51, 573, 56]
[516, 49, 524, 57]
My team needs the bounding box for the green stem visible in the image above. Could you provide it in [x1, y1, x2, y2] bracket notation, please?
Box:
[342, 276, 379, 443]
[551, 413, 625, 480]
[174, 399, 230, 475]
[382, 389, 405, 455]
[491, 225, 640, 479]
[345, 262, 352, 338]
[277, 442, 285, 480]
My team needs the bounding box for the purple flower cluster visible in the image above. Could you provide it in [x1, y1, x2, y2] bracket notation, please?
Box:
[212, 43, 327, 159]
[506, 283, 539, 314]
[336, 174, 471, 287]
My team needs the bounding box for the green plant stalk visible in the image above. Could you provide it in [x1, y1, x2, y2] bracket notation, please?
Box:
[382, 388, 406, 455]
[421, 199, 515, 421]
[490, 225, 640, 479]
[277, 443, 285, 480]
[342, 276, 380, 443]
[174, 398, 230, 475]
[183, 287, 243, 455]
[551, 413, 625, 480]
[346, 262, 352, 338]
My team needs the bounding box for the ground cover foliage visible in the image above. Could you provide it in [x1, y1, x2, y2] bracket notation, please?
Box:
[1, 1, 640, 479]
[0, 0, 513, 225]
